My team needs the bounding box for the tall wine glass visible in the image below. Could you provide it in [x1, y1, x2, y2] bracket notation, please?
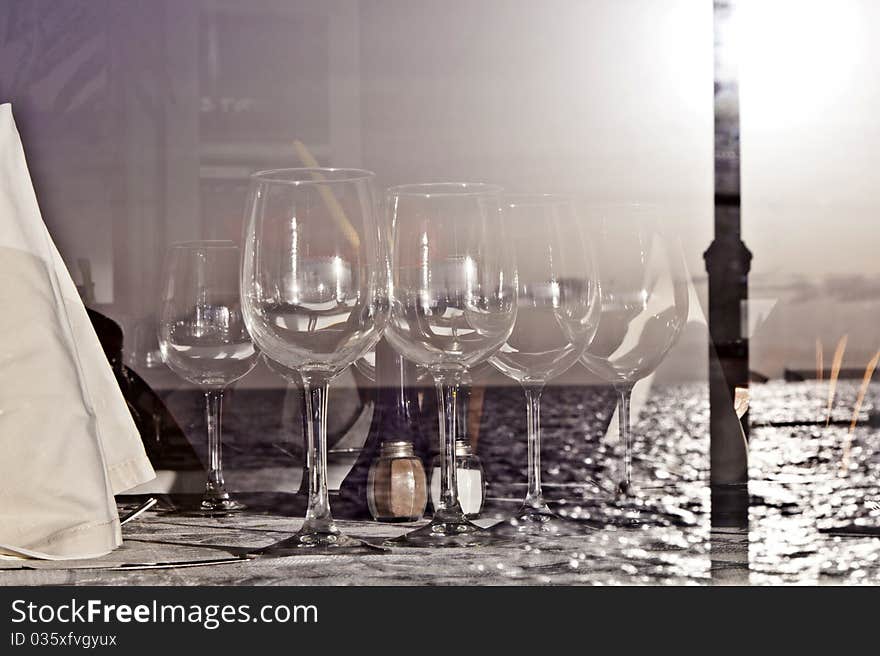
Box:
[489, 195, 600, 535]
[580, 204, 689, 524]
[158, 241, 258, 513]
[385, 183, 516, 547]
[241, 168, 385, 554]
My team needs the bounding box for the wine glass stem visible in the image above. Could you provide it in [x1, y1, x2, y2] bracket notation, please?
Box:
[616, 384, 634, 496]
[435, 378, 465, 519]
[523, 384, 547, 510]
[204, 389, 228, 500]
[302, 378, 333, 532]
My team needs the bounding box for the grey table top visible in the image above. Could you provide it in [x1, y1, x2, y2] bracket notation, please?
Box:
[3, 492, 879, 585]
[1, 502, 750, 586]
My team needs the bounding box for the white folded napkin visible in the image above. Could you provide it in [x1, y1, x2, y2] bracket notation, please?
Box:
[0, 103, 155, 560]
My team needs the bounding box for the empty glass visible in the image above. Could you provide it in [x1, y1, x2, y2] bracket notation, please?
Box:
[157, 241, 258, 513]
[241, 168, 385, 553]
[580, 205, 689, 524]
[489, 195, 600, 535]
[384, 183, 516, 546]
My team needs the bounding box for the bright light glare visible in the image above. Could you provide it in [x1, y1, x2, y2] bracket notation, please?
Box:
[736, 0, 863, 130]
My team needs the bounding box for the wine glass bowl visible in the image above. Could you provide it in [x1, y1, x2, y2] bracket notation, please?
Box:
[582, 252, 688, 386]
[489, 195, 600, 384]
[242, 168, 383, 379]
[384, 184, 515, 374]
[241, 168, 386, 553]
[158, 241, 258, 513]
[385, 183, 516, 546]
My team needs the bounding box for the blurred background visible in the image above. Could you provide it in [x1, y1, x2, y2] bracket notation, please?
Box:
[0, 0, 712, 380]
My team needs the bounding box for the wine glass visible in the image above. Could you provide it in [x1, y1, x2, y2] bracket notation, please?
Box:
[157, 241, 259, 513]
[384, 183, 516, 547]
[488, 195, 600, 536]
[579, 204, 689, 525]
[241, 168, 385, 554]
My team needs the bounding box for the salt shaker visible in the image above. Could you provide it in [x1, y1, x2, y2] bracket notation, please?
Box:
[367, 441, 428, 522]
[430, 439, 485, 518]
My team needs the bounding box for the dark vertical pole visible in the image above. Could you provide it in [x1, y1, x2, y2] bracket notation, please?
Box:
[705, 0, 751, 527]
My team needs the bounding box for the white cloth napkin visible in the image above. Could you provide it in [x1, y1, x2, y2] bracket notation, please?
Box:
[0, 103, 155, 560]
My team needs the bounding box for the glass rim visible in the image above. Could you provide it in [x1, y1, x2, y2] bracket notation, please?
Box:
[502, 193, 574, 208]
[167, 240, 238, 250]
[251, 167, 375, 185]
[386, 182, 504, 198]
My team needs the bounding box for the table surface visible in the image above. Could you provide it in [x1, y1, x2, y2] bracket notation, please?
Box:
[1, 498, 754, 586]
[2, 490, 878, 586]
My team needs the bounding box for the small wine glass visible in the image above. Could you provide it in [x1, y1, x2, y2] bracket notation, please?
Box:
[580, 204, 689, 525]
[488, 195, 600, 536]
[241, 168, 386, 554]
[384, 183, 517, 547]
[157, 241, 258, 513]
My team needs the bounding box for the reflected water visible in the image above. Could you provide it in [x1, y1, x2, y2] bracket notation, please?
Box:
[472, 380, 880, 584]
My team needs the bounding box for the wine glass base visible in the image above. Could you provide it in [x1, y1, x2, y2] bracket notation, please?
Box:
[389, 515, 501, 548]
[253, 529, 387, 557]
[489, 506, 595, 539]
[567, 495, 686, 530]
[201, 496, 247, 513]
[155, 494, 247, 517]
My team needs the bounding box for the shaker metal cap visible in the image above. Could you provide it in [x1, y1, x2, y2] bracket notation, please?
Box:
[379, 440, 416, 458]
[454, 439, 473, 457]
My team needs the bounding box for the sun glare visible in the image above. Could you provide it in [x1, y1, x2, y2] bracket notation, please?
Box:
[735, 0, 864, 131]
